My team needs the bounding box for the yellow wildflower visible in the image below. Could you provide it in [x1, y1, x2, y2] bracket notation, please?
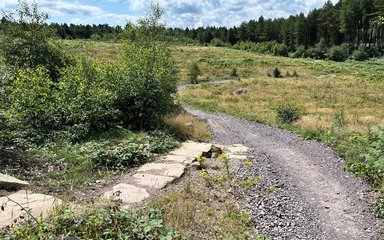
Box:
[217, 153, 228, 161]
[245, 160, 253, 166]
[200, 170, 208, 177]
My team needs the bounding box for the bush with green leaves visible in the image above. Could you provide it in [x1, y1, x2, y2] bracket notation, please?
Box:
[188, 62, 201, 84]
[327, 44, 349, 62]
[210, 38, 226, 47]
[229, 68, 238, 77]
[272, 43, 288, 57]
[352, 49, 369, 61]
[4, 58, 120, 143]
[272, 67, 281, 78]
[0, 1, 72, 81]
[118, 41, 178, 129]
[1, 204, 180, 240]
[276, 104, 301, 124]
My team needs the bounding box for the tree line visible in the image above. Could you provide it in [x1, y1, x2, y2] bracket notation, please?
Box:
[167, 0, 384, 55]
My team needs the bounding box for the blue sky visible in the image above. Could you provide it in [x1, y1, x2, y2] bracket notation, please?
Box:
[0, 0, 338, 28]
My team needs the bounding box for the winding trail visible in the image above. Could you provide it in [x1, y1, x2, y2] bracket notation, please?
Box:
[184, 105, 382, 239]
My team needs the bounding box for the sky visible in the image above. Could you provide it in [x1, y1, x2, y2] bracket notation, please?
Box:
[0, 0, 338, 28]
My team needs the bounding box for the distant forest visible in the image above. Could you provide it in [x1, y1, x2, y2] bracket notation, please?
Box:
[1, 0, 383, 56]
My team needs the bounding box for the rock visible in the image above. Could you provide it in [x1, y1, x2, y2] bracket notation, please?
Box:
[0, 191, 62, 229]
[181, 141, 212, 153]
[0, 173, 29, 190]
[133, 173, 175, 189]
[103, 184, 149, 204]
[137, 163, 186, 178]
[161, 155, 190, 165]
[227, 144, 248, 154]
[233, 88, 248, 95]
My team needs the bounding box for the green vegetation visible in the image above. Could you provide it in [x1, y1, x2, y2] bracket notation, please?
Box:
[0, 1, 180, 199]
[188, 62, 201, 84]
[276, 104, 301, 124]
[1, 204, 179, 240]
[178, 46, 384, 212]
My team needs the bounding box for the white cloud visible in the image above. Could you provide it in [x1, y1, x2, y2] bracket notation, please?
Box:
[1, 0, 341, 27]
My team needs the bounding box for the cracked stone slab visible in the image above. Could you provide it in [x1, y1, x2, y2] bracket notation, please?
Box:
[133, 173, 175, 189]
[103, 184, 149, 204]
[0, 173, 29, 190]
[227, 144, 248, 154]
[0, 191, 62, 229]
[169, 148, 203, 158]
[181, 141, 212, 152]
[229, 154, 248, 160]
[137, 163, 186, 178]
[161, 155, 192, 164]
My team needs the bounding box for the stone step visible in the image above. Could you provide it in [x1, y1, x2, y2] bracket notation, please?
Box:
[133, 173, 175, 189]
[0, 173, 29, 191]
[102, 184, 149, 204]
[136, 163, 186, 178]
[0, 191, 62, 229]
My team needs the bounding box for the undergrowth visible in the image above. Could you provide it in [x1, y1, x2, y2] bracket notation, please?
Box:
[0, 204, 180, 240]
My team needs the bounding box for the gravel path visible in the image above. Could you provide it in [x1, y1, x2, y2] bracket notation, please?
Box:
[184, 105, 382, 240]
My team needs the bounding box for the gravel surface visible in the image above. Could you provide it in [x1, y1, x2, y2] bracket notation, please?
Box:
[184, 105, 382, 240]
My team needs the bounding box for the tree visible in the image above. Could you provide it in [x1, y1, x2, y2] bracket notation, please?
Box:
[0, 0, 71, 81]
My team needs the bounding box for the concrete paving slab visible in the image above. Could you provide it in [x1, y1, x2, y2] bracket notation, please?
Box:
[133, 173, 175, 189]
[103, 184, 149, 204]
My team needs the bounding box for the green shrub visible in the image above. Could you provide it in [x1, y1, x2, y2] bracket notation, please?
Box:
[1, 204, 180, 240]
[272, 43, 288, 57]
[117, 41, 178, 129]
[352, 49, 369, 61]
[188, 62, 201, 84]
[229, 68, 238, 77]
[276, 104, 301, 124]
[327, 44, 349, 62]
[272, 67, 281, 78]
[210, 38, 225, 47]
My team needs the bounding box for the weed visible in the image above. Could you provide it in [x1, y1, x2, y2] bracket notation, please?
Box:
[230, 68, 238, 77]
[272, 67, 281, 78]
[276, 104, 301, 124]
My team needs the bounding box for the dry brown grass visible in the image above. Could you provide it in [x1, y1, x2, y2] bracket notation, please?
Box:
[164, 113, 212, 141]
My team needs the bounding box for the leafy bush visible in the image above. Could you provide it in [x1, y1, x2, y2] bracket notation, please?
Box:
[0, 1, 72, 81]
[276, 104, 301, 124]
[188, 62, 201, 84]
[292, 45, 307, 58]
[4, 58, 120, 143]
[229, 68, 238, 77]
[272, 43, 288, 57]
[352, 49, 369, 61]
[210, 38, 225, 47]
[327, 44, 349, 62]
[2, 204, 180, 240]
[117, 41, 177, 130]
[272, 67, 281, 78]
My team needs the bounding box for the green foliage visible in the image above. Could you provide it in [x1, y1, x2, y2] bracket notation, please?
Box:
[118, 41, 178, 129]
[229, 68, 238, 77]
[327, 44, 349, 62]
[276, 104, 301, 124]
[210, 38, 225, 47]
[2, 204, 180, 240]
[0, 1, 71, 81]
[188, 62, 201, 84]
[272, 67, 281, 78]
[4, 58, 119, 143]
[272, 43, 288, 57]
[91, 131, 179, 169]
[352, 49, 369, 61]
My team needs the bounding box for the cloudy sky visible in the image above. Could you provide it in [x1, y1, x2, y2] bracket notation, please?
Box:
[0, 0, 337, 28]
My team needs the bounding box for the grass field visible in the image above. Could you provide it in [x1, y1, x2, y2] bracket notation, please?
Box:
[178, 46, 384, 135]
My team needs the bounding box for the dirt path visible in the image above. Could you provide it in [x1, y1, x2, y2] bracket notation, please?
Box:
[184, 105, 382, 240]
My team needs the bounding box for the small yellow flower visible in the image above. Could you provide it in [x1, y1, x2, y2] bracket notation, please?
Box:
[200, 170, 208, 177]
[215, 177, 225, 181]
[245, 160, 253, 166]
[196, 155, 206, 162]
[217, 153, 228, 161]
